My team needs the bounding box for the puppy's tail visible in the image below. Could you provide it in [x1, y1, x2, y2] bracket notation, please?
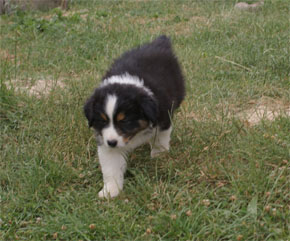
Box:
[151, 35, 172, 50]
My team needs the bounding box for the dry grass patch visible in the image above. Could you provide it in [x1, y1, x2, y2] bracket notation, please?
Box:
[0, 49, 15, 61]
[171, 16, 210, 36]
[148, 15, 210, 36]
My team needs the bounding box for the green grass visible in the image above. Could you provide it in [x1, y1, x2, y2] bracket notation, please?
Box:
[1, 0, 289, 240]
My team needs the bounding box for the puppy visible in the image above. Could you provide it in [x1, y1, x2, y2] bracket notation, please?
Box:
[84, 35, 185, 198]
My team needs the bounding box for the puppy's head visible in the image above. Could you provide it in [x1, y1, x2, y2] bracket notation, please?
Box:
[84, 84, 158, 148]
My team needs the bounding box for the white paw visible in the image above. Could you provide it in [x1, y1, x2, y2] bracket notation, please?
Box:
[98, 183, 121, 199]
[151, 145, 169, 158]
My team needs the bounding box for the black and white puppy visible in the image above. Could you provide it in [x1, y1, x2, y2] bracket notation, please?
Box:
[84, 35, 185, 198]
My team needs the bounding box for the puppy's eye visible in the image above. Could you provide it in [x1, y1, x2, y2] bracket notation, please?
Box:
[100, 113, 107, 121]
[120, 118, 132, 124]
[119, 117, 134, 125]
[96, 113, 108, 125]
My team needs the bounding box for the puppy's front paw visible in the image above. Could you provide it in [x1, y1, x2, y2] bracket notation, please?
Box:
[98, 183, 121, 199]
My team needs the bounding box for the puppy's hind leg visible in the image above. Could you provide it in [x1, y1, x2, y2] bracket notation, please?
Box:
[150, 126, 172, 158]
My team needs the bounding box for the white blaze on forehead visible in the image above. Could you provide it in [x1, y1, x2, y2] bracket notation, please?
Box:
[102, 94, 125, 147]
[101, 72, 153, 96]
[105, 94, 117, 120]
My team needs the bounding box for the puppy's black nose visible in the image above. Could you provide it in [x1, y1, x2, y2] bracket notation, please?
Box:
[107, 140, 117, 147]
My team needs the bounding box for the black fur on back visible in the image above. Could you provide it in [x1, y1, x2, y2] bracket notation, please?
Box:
[102, 35, 185, 130]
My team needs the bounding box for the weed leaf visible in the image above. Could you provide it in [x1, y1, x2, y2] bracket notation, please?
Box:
[247, 196, 258, 219]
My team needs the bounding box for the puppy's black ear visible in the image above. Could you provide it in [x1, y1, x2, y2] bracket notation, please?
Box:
[84, 98, 95, 128]
[140, 96, 158, 126]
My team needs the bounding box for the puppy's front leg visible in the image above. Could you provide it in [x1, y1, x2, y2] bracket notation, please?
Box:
[98, 146, 127, 198]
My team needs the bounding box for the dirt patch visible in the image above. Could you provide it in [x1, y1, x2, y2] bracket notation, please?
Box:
[236, 97, 290, 126]
[6, 78, 66, 97]
[234, 1, 264, 11]
[182, 97, 290, 126]
[1, 0, 69, 14]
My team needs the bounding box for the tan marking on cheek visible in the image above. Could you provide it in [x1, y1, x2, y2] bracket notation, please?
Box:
[123, 136, 130, 144]
[116, 112, 125, 122]
[120, 120, 149, 144]
[100, 113, 107, 121]
[115, 128, 131, 144]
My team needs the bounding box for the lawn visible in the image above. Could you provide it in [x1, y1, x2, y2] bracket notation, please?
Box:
[0, 0, 289, 240]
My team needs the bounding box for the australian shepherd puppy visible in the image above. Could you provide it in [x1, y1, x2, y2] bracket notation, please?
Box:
[84, 35, 185, 198]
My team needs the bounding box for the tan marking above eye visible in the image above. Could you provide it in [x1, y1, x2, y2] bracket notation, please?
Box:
[116, 112, 125, 121]
[100, 113, 107, 121]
